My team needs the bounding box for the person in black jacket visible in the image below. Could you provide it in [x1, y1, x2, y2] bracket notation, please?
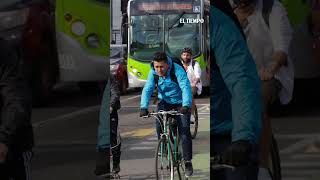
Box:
[94, 79, 110, 177]
[0, 39, 34, 180]
[110, 75, 121, 174]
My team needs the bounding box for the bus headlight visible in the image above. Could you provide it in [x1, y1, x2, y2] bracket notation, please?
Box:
[71, 21, 86, 36]
[87, 34, 100, 48]
[132, 68, 137, 73]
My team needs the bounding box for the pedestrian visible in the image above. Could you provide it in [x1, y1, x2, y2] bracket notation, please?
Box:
[230, 0, 294, 178]
[94, 79, 110, 177]
[0, 38, 34, 180]
[110, 75, 121, 174]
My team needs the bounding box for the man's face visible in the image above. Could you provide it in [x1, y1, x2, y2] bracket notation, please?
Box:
[181, 52, 192, 64]
[234, 0, 254, 7]
[234, 0, 255, 12]
[153, 60, 169, 77]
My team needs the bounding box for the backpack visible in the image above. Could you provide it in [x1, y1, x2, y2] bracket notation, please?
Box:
[262, 0, 289, 27]
[262, 0, 275, 27]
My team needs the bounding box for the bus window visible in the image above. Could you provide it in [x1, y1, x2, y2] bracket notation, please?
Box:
[130, 15, 163, 61]
[166, 14, 201, 59]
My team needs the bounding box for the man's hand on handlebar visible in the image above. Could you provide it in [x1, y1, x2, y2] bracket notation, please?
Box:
[179, 106, 191, 114]
[221, 140, 253, 166]
[139, 109, 149, 117]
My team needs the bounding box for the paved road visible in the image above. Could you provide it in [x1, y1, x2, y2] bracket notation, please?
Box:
[31, 83, 104, 180]
[272, 105, 320, 180]
[29, 84, 320, 180]
[116, 92, 210, 179]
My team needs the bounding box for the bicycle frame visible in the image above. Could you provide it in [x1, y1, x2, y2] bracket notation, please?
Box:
[153, 113, 180, 163]
[147, 110, 183, 163]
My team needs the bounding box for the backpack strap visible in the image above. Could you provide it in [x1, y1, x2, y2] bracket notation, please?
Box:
[153, 74, 159, 86]
[151, 61, 160, 88]
[262, 0, 274, 27]
[192, 60, 196, 69]
[152, 74, 159, 105]
[170, 63, 178, 84]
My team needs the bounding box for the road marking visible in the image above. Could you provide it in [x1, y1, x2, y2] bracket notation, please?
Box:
[280, 138, 320, 155]
[291, 153, 320, 159]
[282, 169, 320, 176]
[198, 112, 210, 115]
[197, 104, 210, 111]
[32, 105, 100, 128]
[130, 147, 154, 150]
[275, 133, 320, 140]
[282, 178, 311, 180]
[140, 141, 157, 145]
[146, 137, 158, 141]
[33, 95, 142, 129]
[282, 161, 320, 168]
[124, 95, 141, 101]
[121, 128, 155, 138]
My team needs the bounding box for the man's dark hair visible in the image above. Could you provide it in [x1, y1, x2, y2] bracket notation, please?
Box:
[153, 52, 168, 63]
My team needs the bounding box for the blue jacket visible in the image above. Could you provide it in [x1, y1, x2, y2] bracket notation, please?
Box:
[140, 57, 192, 109]
[210, 6, 262, 144]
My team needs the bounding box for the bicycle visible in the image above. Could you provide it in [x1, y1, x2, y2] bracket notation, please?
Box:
[268, 135, 281, 180]
[210, 135, 281, 180]
[143, 110, 188, 180]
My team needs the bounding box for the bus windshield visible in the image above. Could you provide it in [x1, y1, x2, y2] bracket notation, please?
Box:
[130, 15, 163, 61]
[166, 13, 200, 59]
[129, 13, 200, 62]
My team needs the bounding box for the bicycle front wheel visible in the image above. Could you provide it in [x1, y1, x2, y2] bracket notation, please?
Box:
[269, 135, 282, 180]
[190, 106, 198, 139]
[177, 153, 187, 180]
[156, 138, 175, 180]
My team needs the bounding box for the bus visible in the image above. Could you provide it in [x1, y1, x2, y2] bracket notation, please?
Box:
[55, 0, 110, 84]
[126, 0, 210, 88]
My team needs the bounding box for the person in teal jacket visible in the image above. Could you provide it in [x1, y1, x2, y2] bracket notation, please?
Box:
[140, 52, 194, 177]
[94, 80, 110, 177]
[140, 54, 193, 109]
[210, 0, 262, 179]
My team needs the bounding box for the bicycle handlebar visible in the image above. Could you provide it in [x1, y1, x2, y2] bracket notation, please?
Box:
[141, 110, 183, 118]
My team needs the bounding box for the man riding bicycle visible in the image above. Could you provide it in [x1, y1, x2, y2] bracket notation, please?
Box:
[180, 47, 202, 116]
[139, 52, 194, 177]
[210, 0, 262, 179]
[230, 0, 293, 178]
